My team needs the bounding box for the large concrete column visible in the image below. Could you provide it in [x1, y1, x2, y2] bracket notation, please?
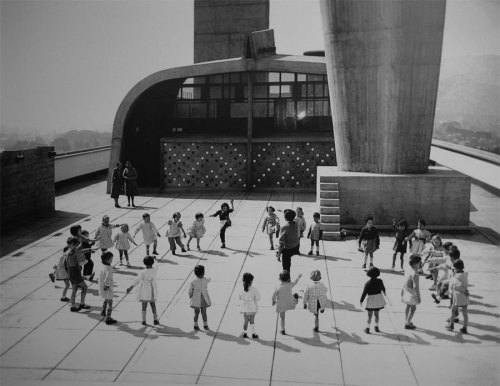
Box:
[320, 0, 446, 173]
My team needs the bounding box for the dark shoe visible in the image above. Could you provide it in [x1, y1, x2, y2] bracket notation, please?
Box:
[127, 203, 130, 207]
[204, 325, 210, 330]
[187, 246, 191, 251]
[446, 317, 459, 323]
[308, 251, 313, 255]
[197, 246, 201, 251]
[270, 246, 274, 250]
[429, 285, 437, 291]
[313, 327, 319, 332]
[101, 310, 106, 317]
[364, 327, 370, 334]
[316, 251, 320, 256]
[280, 330, 286, 335]
[425, 274, 433, 279]
[154, 319, 159, 325]
[70, 306, 79, 312]
[153, 250, 159, 255]
[89, 273, 95, 282]
[459, 327, 468, 334]
[252, 333, 259, 339]
[431, 294, 441, 304]
[78, 304, 91, 310]
[181, 248, 187, 253]
[369, 263, 374, 268]
[242, 333, 248, 338]
[142, 321, 147, 326]
[115, 204, 120, 208]
[362, 264, 366, 269]
[221, 244, 226, 249]
[132, 204, 136, 207]
[105, 317, 117, 325]
[404, 323, 416, 330]
[49, 273, 55, 283]
[171, 251, 176, 256]
[127, 263, 131, 268]
[445, 323, 454, 331]
[60, 297, 70, 302]
[194, 326, 200, 331]
[374, 326, 380, 332]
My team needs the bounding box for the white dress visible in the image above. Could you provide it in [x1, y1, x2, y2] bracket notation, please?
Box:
[131, 266, 158, 301]
[239, 286, 261, 314]
[114, 231, 135, 250]
[188, 219, 206, 238]
[136, 222, 158, 245]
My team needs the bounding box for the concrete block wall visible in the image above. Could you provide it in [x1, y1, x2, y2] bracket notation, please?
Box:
[1, 147, 55, 228]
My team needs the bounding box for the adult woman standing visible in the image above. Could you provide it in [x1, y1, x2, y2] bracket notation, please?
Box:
[123, 161, 138, 207]
[110, 162, 123, 208]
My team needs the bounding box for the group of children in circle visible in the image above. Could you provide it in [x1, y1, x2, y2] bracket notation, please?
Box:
[357, 216, 470, 334]
[49, 204, 469, 336]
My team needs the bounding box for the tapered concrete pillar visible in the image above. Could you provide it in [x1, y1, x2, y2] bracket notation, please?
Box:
[320, 0, 446, 173]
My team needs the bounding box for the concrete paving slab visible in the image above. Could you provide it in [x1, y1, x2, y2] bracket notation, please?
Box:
[1, 299, 63, 328]
[197, 375, 269, 385]
[45, 369, 119, 383]
[119, 371, 198, 384]
[0, 327, 33, 356]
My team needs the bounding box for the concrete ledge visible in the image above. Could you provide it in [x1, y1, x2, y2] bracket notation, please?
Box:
[317, 166, 471, 226]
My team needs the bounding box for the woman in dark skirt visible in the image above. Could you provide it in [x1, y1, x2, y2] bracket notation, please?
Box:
[110, 162, 123, 208]
[123, 161, 138, 207]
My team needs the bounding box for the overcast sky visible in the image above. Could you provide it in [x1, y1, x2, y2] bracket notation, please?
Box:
[1, 0, 499, 134]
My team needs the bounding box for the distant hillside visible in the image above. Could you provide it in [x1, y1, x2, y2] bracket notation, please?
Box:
[435, 55, 500, 132]
[51, 130, 111, 152]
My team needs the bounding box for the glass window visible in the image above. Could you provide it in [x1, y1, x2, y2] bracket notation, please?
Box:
[297, 101, 307, 118]
[229, 73, 241, 83]
[297, 74, 306, 81]
[269, 85, 280, 98]
[253, 102, 268, 117]
[207, 101, 216, 118]
[315, 101, 324, 116]
[316, 83, 324, 97]
[286, 101, 295, 117]
[175, 103, 190, 118]
[210, 86, 222, 99]
[308, 74, 324, 81]
[209, 74, 222, 83]
[269, 72, 280, 82]
[254, 85, 268, 99]
[307, 101, 315, 116]
[281, 73, 294, 82]
[254, 72, 269, 82]
[191, 103, 207, 118]
[183, 77, 195, 84]
[281, 85, 292, 98]
[307, 84, 314, 98]
[231, 103, 248, 118]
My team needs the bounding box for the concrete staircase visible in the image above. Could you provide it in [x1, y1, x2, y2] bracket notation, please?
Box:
[319, 177, 341, 241]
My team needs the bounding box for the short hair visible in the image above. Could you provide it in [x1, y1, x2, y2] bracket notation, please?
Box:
[279, 270, 291, 282]
[453, 259, 464, 271]
[310, 270, 322, 281]
[221, 202, 230, 210]
[195, 212, 204, 220]
[67, 236, 79, 245]
[69, 225, 81, 237]
[267, 206, 275, 212]
[173, 212, 181, 218]
[418, 218, 426, 227]
[313, 212, 320, 219]
[242, 272, 254, 292]
[284, 209, 296, 222]
[143, 255, 155, 267]
[101, 251, 113, 263]
[409, 254, 422, 267]
[102, 215, 109, 221]
[121, 224, 129, 232]
[81, 230, 89, 236]
[443, 242, 454, 251]
[449, 247, 461, 260]
[398, 219, 409, 229]
[367, 266, 380, 278]
[142, 213, 150, 219]
[194, 265, 205, 278]
[365, 216, 374, 224]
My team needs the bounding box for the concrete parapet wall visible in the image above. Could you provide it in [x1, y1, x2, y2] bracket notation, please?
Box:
[1, 147, 55, 227]
[317, 166, 471, 227]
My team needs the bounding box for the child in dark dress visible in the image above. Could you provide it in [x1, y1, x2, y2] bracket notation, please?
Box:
[210, 200, 234, 248]
[358, 217, 380, 269]
[360, 267, 386, 333]
[392, 218, 411, 271]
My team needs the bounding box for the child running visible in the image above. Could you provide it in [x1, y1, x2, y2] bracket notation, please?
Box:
[401, 254, 422, 329]
[303, 270, 328, 332]
[166, 212, 187, 255]
[307, 212, 323, 256]
[360, 267, 386, 333]
[446, 259, 469, 334]
[127, 256, 159, 325]
[277, 209, 300, 273]
[186, 213, 206, 251]
[95, 215, 121, 252]
[262, 206, 280, 250]
[189, 265, 211, 331]
[239, 272, 261, 339]
[99, 251, 117, 325]
[358, 216, 380, 269]
[134, 213, 161, 255]
[392, 218, 411, 271]
[113, 224, 138, 266]
[210, 199, 234, 248]
[272, 270, 302, 335]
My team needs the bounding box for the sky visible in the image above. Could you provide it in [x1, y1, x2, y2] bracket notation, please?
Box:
[0, 0, 499, 134]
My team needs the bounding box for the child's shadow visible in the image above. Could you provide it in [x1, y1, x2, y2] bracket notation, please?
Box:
[205, 250, 227, 257]
[314, 255, 351, 262]
[257, 337, 301, 353]
[378, 268, 404, 276]
[125, 266, 143, 270]
[116, 321, 156, 339]
[328, 299, 362, 312]
[333, 328, 369, 345]
[114, 270, 138, 277]
[291, 333, 339, 349]
[226, 247, 262, 257]
[154, 325, 200, 340]
[180, 253, 207, 261]
[207, 330, 250, 346]
[158, 259, 178, 265]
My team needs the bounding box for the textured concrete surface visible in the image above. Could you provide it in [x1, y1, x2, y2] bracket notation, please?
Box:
[0, 179, 499, 386]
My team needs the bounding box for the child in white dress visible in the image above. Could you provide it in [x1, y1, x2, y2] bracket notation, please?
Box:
[113, 224, 137, 266]
[167, 212, 187, 255]
[189, 265, 211, 330]
[99, 252, 117, 325]
[187, 213, 206, 251]
[239, 272, 261, 339]
[405, 218, 431, 255]
[134, 213, 161, 256]
[272, 270, 302, 335]
[446, 259, 469, 334]
[307, 212, 323, 256]
[262, 206, 280, 250]
[95, 215, 121, 252]
[127, 256, 159, 325]
[295, 207, 307, 238]
[303, 270, 328, 332]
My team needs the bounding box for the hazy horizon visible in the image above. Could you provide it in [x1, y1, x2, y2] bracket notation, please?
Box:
[1, 0, 499, 135]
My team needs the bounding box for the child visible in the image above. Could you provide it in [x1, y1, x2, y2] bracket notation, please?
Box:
[99, 252, 117, 325]
[277, 209, 300, 273]
[430, 245, 459, 304]
[446, 259, 469, 333]
[95, 215, 121, 252]
[392, 218, 411, 271]
[401, 254, 422, 329]
[307, 212, 323, 256]
[360, 267, 386, 333]
[295, 207, 307, 239]
[405, 218, 431, 255]
[210, 200, 234, 248]
[303, 270, 328, 332]
[134, 213, 161, 255]
[66, 236, 92, 312]
[166, 212, 187, 255]
[187, 213, 206, 251]
[262, 206, 280, 250]
[189, 265, 211, 330]
[272, 270, 302, 335]
[239, 272, 261, 339]
[81, 230, 96, 281]
[53, 243, 71, 301]
[113, 224, 137, 266]
[421, 234, 444, 289]
[127, 256, 159, 325]
[358, 216, 380, 269]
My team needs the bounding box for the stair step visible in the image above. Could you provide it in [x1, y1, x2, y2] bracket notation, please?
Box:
[322, 231, 341, 241]
[320, 191, 339, 199]
[320, 214, 340, 223]
[320, 183, 339, 190]
[320, 207, 339, 215]
[320, 198, 339, 207]
[319, 176, 339, 184]
[322, 223, 340, 232]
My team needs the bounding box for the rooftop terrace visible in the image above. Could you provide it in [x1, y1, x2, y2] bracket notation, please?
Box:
[0, 171, 499, 386]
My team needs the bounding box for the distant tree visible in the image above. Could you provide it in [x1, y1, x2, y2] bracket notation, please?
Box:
[52, 137, 71, 152]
